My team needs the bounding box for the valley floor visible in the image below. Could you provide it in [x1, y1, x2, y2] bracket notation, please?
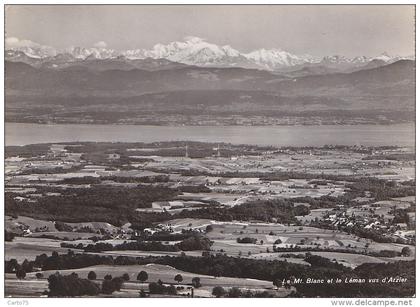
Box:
[5, 141, 415, 297]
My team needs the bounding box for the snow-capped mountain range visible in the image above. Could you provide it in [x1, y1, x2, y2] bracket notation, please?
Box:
[5, 36, 414, 71]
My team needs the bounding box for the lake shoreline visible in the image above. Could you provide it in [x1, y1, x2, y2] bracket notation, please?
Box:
[6, 122, 415, 147]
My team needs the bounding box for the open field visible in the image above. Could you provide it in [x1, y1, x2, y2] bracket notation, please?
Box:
[6, 215, 119, 235]
[160, 218, 416, 258]
[6, 263, 288, 298]
[250, 252, 384, 268]
[5, 237, 75, 262]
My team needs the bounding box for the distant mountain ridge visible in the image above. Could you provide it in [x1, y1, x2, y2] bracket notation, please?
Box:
[5, 58, 414, 102]
[5, 56, 415, 125]
[5, 36, 414, 72]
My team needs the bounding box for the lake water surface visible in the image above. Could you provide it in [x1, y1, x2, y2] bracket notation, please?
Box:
[5, 123, 415, 147]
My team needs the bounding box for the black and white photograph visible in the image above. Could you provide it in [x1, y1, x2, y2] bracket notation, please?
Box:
[3, 3, 416, 302]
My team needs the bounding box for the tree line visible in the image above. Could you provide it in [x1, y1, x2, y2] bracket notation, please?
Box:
[6, 251, 414, 297]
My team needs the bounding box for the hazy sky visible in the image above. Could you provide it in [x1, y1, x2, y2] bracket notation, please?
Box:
[5, 5, 415, 57]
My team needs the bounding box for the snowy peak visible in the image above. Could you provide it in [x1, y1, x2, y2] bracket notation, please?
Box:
[373, 52, 392, 62]
[222, 45, 241, 57]
[66, 46, 119, 60]
[5, 37, 57, 58]
[245, 48, 319, 70]
[350, 56, 370, 63]
[5, 36, 414, 72]
[137, 36, 245, 66]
